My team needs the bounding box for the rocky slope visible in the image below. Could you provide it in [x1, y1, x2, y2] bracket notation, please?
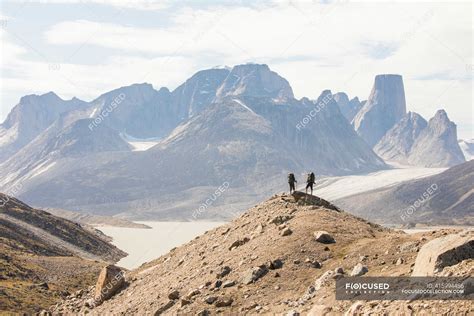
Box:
[353, 74, 407, 146]
[0, 193, 127, 313]
[336, 160, 474, 225]
[51, 192, 473, 315]
[0, 64, 385, 219]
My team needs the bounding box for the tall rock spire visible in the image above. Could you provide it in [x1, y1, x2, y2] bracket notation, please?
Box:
[353, 74, 407, 146]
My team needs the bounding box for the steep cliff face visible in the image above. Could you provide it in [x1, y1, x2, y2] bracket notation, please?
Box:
[0, 92, 86, 162]
[375, 110, 465, 167]
[374, 112, 428, 163]
[407, 110, 465, 167]
[353, 74, 407, 146]
[333, 92, 362, 123]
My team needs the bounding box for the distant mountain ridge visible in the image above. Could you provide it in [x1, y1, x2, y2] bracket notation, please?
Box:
[0, 64, 385, 219]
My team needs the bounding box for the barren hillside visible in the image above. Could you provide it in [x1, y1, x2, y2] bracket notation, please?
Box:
[52, 192, 472, 315]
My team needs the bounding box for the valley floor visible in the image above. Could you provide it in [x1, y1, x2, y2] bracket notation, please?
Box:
[314, 165, 446, 200]
[99, 221, 224, 269]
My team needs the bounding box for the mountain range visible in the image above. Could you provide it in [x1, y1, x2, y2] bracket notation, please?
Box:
[0, 64, 386, 219]
[0, 64, 466, 219]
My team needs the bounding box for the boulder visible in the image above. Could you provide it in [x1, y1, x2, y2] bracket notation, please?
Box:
[168, 290, 180, 300]
[222, 280, 236, 288]
[241, 265, 268, 285]
[268, 259, 283, 270]
[350, 263, 368, 276]
[412, 230, 474, 276]
[314, 231, 335, 244]
[205, 296, 217, 304]
[94, 265, 125, 303]
[216, 266, 231, 278]
[215, 296, 233, 307]
[281, 227, 293, 236]
[229, 237, 250, 250]
[271, 215, 294, 225]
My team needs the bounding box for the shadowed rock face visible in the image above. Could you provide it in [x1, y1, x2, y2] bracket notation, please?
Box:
[353, 74, 407, 147]
[374, 112, 428, 163]
[333, 92, 362, 123]
[412, 230, 474, 276]
[407, 110, 465, 167]
[375, 110, 465, 167]
[0, 92, 87, 162]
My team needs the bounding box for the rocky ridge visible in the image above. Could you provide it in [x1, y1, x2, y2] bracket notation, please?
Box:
[51, 192, 472, 315]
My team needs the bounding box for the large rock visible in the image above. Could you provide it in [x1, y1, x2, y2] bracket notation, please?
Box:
[350, 263, 368, 276]
[314, 231, 336, 244]
[353, 74, 407, 147]
[94, 265, 125, 303]
[412, 230, 474, 276]
[241, 265, 268, 284]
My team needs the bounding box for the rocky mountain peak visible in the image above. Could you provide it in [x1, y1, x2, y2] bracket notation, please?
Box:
[171, 68, 230, 118]
[334, 92, 362, 122]
[216, 63, 294, 101]
[353, 74, 407, 146]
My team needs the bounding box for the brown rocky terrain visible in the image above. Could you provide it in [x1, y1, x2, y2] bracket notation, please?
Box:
[52, 192, 473, 315]
[0, 193, 127, 313]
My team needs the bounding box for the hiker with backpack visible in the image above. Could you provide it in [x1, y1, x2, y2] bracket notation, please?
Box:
[288, 173, 297, 194]
[306, 172, 315, 195]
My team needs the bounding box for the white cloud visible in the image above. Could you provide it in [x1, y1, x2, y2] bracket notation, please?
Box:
[32, 0, 170, 11]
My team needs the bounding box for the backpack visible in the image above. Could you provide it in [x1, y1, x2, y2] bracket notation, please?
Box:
[307, 172, 315, 183]
[288, 173, 295, 182]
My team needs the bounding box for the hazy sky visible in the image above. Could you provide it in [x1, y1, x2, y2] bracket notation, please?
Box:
[1, 0, 472, 138]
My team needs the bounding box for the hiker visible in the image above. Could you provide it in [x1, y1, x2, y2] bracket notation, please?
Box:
[306, 172, 315, 195]
[288, 173, 297, 194]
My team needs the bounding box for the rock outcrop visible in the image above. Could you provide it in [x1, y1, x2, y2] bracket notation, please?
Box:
[353, 74, 407, 146]
[94, 265, 125, 304]
[412, 230, 473, 276]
